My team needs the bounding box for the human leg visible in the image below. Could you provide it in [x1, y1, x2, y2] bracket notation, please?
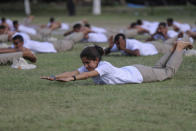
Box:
[150, 41, 172, 54]
[124, 29, 138, 38]
[0, 52, 23, 65]
[153, 43, 178, 68]
[52, 40, 74, 52]
[134, 41, 192, 82]
[0, 34, 9, 42]
[64, 32, 84, 43]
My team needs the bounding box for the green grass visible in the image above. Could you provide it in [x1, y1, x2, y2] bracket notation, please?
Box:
[0, 6, 196, 131]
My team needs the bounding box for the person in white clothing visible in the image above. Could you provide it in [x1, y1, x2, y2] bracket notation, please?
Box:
[24, 40, 57, 53]
[167, 18, 191, 32]
[105, 33, 195, 57]
[12, 20, 37, 35]
[84, 23, 107, 34]
[136, 19, 159, 35]
[104, 33, 160, 56]
[41, 42, 192, 84]
[46, 17, 69, 31]
[87, 32, 108, 43]
[147, 22, 178, 41]
[0, 35, 37, 63]
[12, 20, 53, 41]
[64, 23, 108, 43]
[12, 33, 57, 53]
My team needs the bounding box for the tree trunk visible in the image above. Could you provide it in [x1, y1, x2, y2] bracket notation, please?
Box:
[24, 0, 31, 15]
[93, 0, 101, 15]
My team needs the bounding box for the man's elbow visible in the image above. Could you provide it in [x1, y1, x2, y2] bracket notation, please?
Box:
[31, 57, 37, 63]
[27, 56, 37, 63]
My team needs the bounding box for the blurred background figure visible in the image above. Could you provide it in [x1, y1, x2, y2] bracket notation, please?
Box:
[66, 0, 76, 16]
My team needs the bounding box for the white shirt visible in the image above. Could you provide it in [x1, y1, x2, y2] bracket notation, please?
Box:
[111, 39, 158, 56]
[173, 21, 191, 32]
[18, 25, 37, 35]
[12, 32, 57, 53]
[167, 30, 178, 38]
[78, 61, 143, 85]
[141, 20, 159, 34]
[47, 22, 69, 30]
[61, 23, 69, 30]
[91, 26, 107, 33]
[24, 40, 57, 53]
[87, 33, 108, 43]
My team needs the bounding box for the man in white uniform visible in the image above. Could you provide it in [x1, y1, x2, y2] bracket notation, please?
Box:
[147, 22, 178, 41]
[105, 33, 192, 57]
[64, 23, 108, 43]
[167, 18, 191, 32]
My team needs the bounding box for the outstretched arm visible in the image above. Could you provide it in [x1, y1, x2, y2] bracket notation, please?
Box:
[56, 70, 80, 79]
[0, 48, 18, 53]
[41, 70, 99, 82]
[0, 48, 37, 62]
[57, 70, 99, 82]
[40, 70, 80, 81]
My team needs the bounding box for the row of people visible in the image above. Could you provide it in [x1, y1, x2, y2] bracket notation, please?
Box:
[123, 18, 196, 41]
[1, 16, 195, 44]
[1, 17, 195, 66]
[1, 33, 195, 71]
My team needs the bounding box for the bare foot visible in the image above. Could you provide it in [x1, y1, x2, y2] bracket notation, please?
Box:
[176, 41, 193, 51]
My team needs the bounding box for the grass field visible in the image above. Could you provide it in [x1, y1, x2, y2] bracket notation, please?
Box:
[0, 5, 196, 131]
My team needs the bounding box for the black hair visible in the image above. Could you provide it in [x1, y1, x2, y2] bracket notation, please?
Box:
[84, 23, 91, 28]
[80, 45, 104, 61]
[159, 22, 167, 27]
[136, 19, 143, 25]
[130, 22, 137, 28]
[0, 25, 6, 29]
[167, 18, 173, 24]
[1, 17, 6, 22]
[73, 23, 82, 30]
[114, 33, 126, 43]
[12, 35, 24, 42]
[13, 20, 18, 26]
[49, 17, 54, 23]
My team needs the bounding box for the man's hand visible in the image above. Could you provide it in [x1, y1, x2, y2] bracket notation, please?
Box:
[108, 35, 114, 48]
[133, 49, 140, 56]
[22, 48, 37, 63]
[104, 36, 114, 55]
[118, 37, 126, 50]
[40, 76, 55, 81]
